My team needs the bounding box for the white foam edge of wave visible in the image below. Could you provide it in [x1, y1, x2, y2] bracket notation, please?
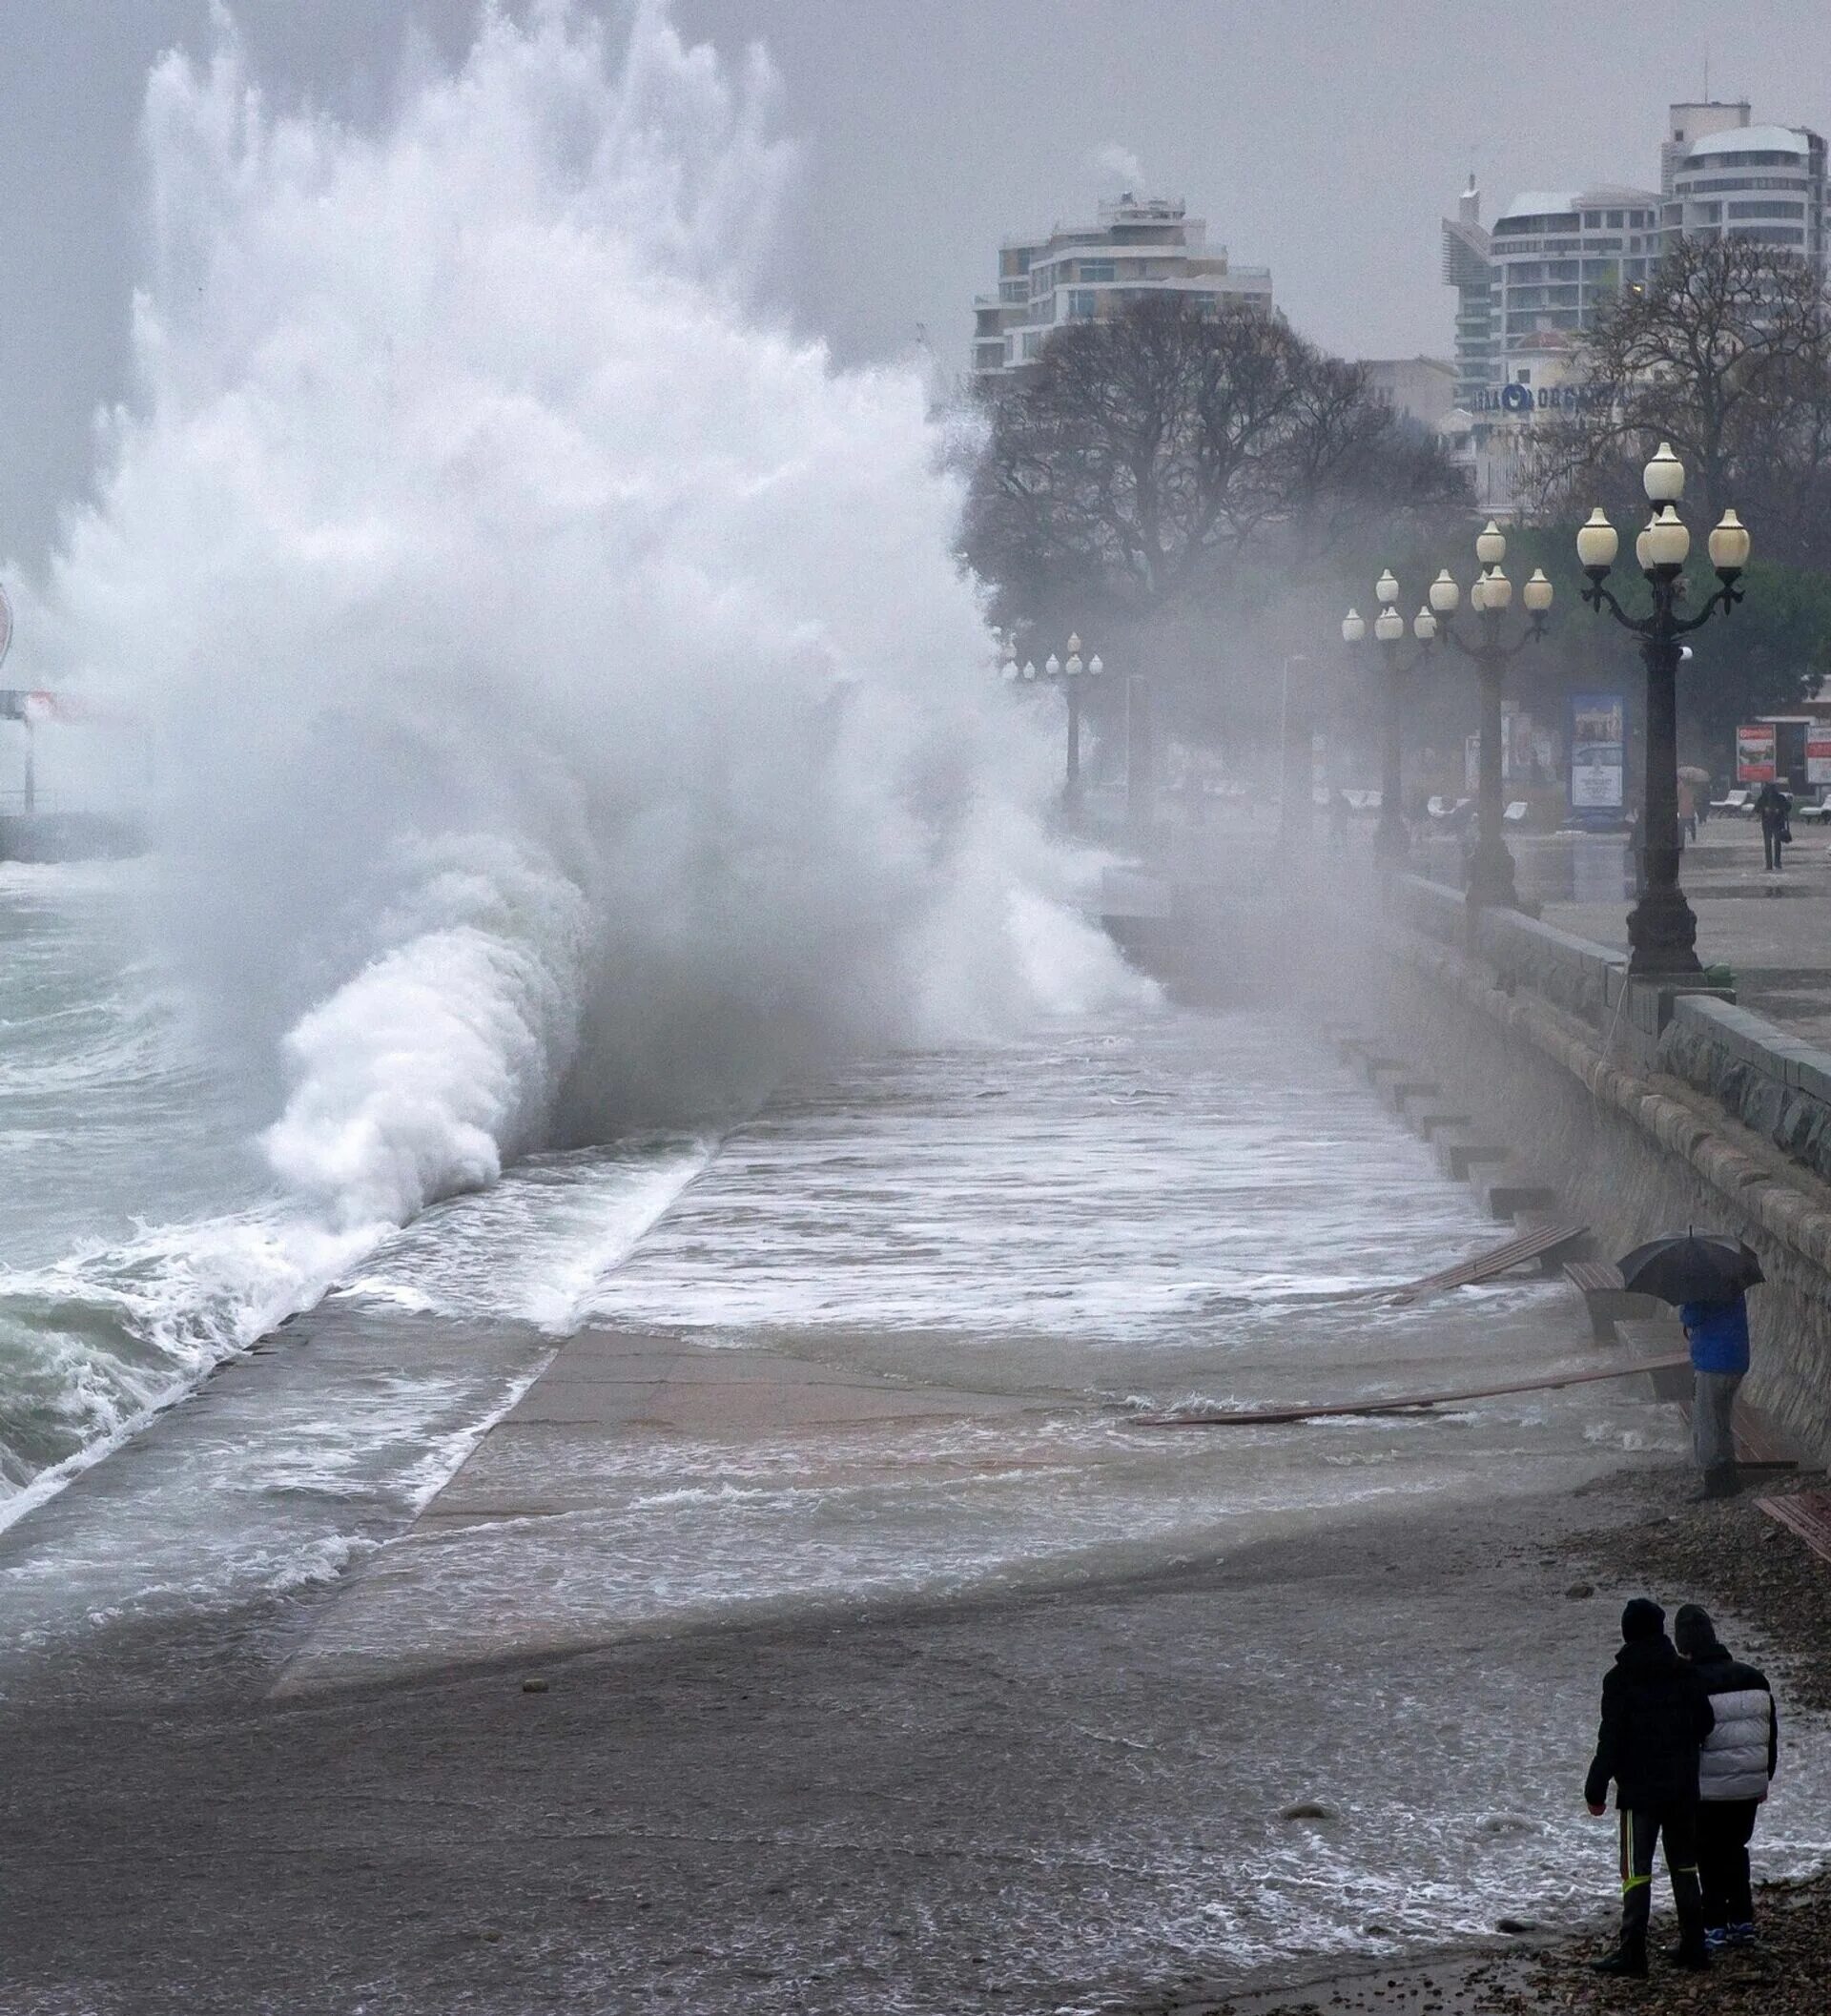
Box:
[0, 1214, 386, 1539]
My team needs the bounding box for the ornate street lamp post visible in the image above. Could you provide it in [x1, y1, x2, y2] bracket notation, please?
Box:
[1575, 444, 1751, 976]
[1432, 522, 1554, 918]
[1341, 570, 1439, 867]
[1004, 630, 1106, 813]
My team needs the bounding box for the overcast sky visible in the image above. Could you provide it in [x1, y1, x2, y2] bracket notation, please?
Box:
[4, 0, 1831, 563]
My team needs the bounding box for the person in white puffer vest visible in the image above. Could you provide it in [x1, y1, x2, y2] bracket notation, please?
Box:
[1675, 1602, 1780, 1951]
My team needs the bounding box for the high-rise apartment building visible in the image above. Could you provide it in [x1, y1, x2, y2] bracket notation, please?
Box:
[1660, 101, 1827, 276]
[972, 195, 1271, 378]
[1437, 98, 1827, 513]
[1441, 178, 1661, 414]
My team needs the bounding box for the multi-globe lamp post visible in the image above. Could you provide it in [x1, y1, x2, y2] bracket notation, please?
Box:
[1341, 571, 1439, 867]
[1433, 523, 1554, 917]
[1002, 631, 1105, 812]
[1575, 443, 1752, 977]
[1340, 526, 1552, 914]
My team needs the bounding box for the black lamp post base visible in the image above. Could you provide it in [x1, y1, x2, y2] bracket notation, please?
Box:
[1466, 836, 1521, 915]
[1625, 872, 1702, 977]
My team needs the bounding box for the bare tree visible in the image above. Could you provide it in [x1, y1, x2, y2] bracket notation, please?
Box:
[962, 297, 1467, 626]
[1525, 236, 1829, 548]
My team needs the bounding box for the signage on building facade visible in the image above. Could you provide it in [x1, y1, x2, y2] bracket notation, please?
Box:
[1471, 382, 1612, 416]
[1569, 692, 1626, 813]
[1737, 722, 1779, 784]
[1807, 729, 1831, 785]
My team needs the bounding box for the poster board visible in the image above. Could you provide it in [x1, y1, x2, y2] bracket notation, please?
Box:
[1736, 723, 1778, 784]
[1569, 692, 1626, 813]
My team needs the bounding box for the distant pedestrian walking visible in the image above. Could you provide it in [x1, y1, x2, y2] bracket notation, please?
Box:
[1584, 1597, 1715, 1979]
[1675, 1602, 1779, 1952]
[1755, 780, 1791, 871]
[1679, 1290, 1750, 1499]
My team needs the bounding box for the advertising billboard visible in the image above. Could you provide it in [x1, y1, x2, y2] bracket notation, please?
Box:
[1569, 692, 1626, 813]
[1807, 730, 1831, 786]
[1736, 723, 1778, 784]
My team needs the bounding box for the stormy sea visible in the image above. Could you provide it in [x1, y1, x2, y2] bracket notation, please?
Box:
[2, 10, 1827, 2004]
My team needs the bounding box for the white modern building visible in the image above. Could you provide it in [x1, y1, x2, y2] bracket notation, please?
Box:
[1359, 356, 1456, 430]
[972, 194, 1272, 378]
[1660, 100, 1827, 277]
[1439, 177, 1660, 513]
[1442, 178, 1662, 414]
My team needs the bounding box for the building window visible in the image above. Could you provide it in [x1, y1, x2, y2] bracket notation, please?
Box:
[1079, 260, 1115, 282]
[1069, 290, 1097, 319]
[999, 278, 1026, 303]
[1584, 211, 1602, 227]
[1021, 331, 1046, 360]
[1516, 370, 1532, 384]
[1728, 200, 1806, 218]
[1607, 210, 1624, 227]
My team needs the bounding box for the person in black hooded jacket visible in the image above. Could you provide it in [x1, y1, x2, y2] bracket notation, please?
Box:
[1583, 1597, 1716, 1977]
[1675, 1602, 1779, 1949]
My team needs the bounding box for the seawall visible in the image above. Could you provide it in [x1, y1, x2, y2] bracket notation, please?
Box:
[1336, 874, 1831, 1463]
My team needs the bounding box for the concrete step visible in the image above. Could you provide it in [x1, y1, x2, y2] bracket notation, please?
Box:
[1381, 1078, 1443, 1116]
[1411, 1108, 1473, 1142]
[1562, 1259, 1662, 1342]
[1616, 1317, 1692, 1402]
[1471, 1162, 1558, 1223]
[1435, 1133, 1511, 1182]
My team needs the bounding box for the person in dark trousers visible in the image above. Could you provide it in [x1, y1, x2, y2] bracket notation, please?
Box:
[1678, 1289, 1749, 1499]
[1584, 1597, 1715, 1978]
[1755, 779, 1791, 871]
[1675, 1602, 1779, 1950]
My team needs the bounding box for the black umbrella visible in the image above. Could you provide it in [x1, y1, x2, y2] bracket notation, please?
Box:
[1616, 1232, 1763, 1306]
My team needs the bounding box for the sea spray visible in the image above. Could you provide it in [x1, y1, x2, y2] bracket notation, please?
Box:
[50, 1, 1134, 1220]
[0, 4, 1141, 1517]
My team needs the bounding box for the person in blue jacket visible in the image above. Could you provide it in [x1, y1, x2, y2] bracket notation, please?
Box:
[1678, 1291, 1749, 1500]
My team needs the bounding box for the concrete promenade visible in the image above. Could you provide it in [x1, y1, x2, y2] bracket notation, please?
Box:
[1538, 814, 1831, 1041]
[277, 1329, 1041, 1694]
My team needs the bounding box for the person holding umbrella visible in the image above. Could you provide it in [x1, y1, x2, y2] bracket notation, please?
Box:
[1754, 778, 1792, 872]
[1616, 1233, 1763, 1500]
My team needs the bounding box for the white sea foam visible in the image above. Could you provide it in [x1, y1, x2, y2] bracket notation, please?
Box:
[0, 4, 1144, 1515]
[38, 1, 1138, 1252]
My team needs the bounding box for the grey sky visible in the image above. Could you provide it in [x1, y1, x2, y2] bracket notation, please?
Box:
[5, 1, 1831, 564]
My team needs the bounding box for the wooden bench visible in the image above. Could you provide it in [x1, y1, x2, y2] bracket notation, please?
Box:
[1514, 1214, 1594, 1267]
[1759, 1489, 1831, 1561]
[1615, 1317, 1693, 1402]
[1563, 1260, 1663, 1342]
[1389, 1220, 1590, 1302]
